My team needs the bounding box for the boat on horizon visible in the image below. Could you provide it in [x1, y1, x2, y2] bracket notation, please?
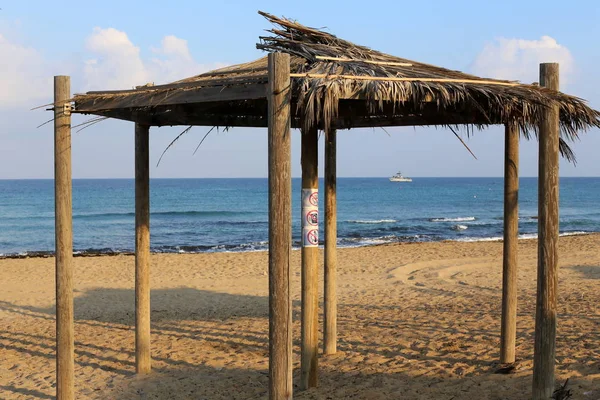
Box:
[389, 171, 412, 182]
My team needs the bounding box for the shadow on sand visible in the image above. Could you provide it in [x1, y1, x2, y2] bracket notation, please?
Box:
[0, 285, 597, 399]
[568, 265, 600, 280]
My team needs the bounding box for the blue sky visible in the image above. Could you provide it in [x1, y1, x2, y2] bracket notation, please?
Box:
[0, 0, 599, 178]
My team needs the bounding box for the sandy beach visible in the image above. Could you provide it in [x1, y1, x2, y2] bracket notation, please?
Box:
[1, 234, 599, 399]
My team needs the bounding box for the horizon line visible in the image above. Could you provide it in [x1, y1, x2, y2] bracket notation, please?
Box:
[1, 176, 599, 180]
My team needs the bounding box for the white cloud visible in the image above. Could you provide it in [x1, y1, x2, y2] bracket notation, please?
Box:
[83, 27, 150, 91]
[0, 34, 52, 107]
[0, 25, 225, 106]
[471, 36, 574, 86]
[153, 35, 192, 60]
[84, 28, 227, 91]
[149, 35, 208, 84]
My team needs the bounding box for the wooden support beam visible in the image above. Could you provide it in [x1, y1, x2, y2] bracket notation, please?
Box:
[314, 55, 413, 67]
[289, 73, 519, 86]
[324, 128, 338, 355]
[83, 109, 271, 128]
[267, 52, 293, 400]
[76, 83, 268, 113]
[500, 123, 519, 364]
[81, 109, 492, 130]
[54, 75, 74, 400]
[300, 125, 319, 389]
[75, 98, 495, 129]
[532, 63, 560, 400]
[86, 75, 267, 95]
[78, 109, 478, 129]
[135, 123, 151, 374]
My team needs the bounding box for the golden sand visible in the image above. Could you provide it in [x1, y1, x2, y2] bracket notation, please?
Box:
[1, 235, 599, 399]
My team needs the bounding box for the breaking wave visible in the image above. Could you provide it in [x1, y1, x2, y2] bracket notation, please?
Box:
[430, 217, 476, 222]
[347, 219, 397, 224]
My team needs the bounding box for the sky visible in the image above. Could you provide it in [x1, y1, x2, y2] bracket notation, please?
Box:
[0, 0, 599, 179]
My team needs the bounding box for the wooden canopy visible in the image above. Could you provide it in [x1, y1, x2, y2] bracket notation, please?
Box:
[72, 13, 600, 161]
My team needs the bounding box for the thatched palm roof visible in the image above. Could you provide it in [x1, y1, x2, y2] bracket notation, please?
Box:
[73, 12, 600, 160]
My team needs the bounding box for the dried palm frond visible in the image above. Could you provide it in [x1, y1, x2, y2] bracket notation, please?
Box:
[192, 126, 216, 156]
[36, 117, 55, 129]
[157, 126, 193, 167]
[448, 126, 477, 160]
[552, 379, 573, 400]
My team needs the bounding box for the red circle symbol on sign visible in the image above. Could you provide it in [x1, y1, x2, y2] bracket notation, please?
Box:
[309, 192, 318, 206]
[305, 210, 318, 226]
[306, 229, 318, 245]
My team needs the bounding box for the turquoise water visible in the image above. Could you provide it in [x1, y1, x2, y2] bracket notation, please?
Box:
[0, 177, 599, 256]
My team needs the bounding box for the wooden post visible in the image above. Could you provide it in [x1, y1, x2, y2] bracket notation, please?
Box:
[500, 123, 519, 364]
[267, 52, 293, 400]
[54, 76, 74, 400]
[300, 125, 319, 389]
[532, 63, 560, 400]
[135, 123, 151, 374]
[324, 128, 337, 355]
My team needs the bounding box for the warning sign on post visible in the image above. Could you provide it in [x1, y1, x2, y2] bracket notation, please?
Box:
[301, 188, 318, 247]
[303, 227, 319, 247]
[305, 209, 318, 226]
[302, 189, 318, 208]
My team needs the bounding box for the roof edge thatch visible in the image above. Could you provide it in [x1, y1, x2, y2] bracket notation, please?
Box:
[255, 11, 600, 162]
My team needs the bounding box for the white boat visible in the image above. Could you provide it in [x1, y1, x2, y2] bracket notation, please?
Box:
[389, 171, 412, 182]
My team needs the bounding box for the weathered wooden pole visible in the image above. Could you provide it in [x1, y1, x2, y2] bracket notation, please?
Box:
[500, 123, 519, 364]
[324, 128, 337, 355]
[300, 124, 319, 389]
[532, 62, 560, 400]
[54, 76, 74, 400]
[135, 123, 151, 374]
[267, 52, 293, 400]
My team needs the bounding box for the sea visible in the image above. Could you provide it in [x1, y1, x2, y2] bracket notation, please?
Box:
[0, 177, 599, 257]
